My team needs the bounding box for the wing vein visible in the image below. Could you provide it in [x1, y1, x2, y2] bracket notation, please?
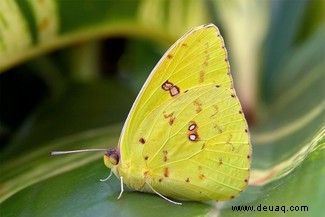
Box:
[189, 160, 245, 181]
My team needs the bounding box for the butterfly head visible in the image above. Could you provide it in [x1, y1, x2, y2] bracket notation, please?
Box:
[103, 148, 120, 169]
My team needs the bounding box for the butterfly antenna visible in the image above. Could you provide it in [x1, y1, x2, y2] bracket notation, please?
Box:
[49, 149, 108, 156]
[146, 182, 182, 205]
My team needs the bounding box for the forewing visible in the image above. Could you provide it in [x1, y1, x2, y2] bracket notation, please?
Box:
[119, 24, 232, 161]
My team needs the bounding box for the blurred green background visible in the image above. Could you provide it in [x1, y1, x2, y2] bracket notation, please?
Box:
[0, 0, 324, 217]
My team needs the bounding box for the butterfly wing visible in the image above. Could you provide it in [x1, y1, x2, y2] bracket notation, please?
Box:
[119, 24, 232, 158]
[118, 24, 250, 201]
[139, 84, 250, 201]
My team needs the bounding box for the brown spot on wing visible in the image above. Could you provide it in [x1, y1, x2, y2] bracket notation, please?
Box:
[185, 177, 190, 183]
[169, 117, 175, 125]
[187, 121, 200, 142]
[164, 168, 169, 177]
[218, 157, 223, 166]
[199, 70, 205, 83]
[199, 174, 205, 180]
[163, 112, 175, 126]
[193, 100, 202, 113]
[170, 86, 180, 96]
[139, 137, 146, 144]
[144, 156, 149, 160]
[163, 150, 168, 162]
[167, 54, 173, 59]
[161, 80, 180, 96]
[213, 124, 223, 133]
[162, 80, 173, 90]
[226, 134, 235, 151]
[210, 105, 219, 118]
[203, 42, 210, 66]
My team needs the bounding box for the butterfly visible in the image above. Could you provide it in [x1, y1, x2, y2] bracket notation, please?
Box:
[51, 24, 251, 205]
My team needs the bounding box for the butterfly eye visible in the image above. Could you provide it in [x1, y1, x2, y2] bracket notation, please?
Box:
[109, 153, 119, 165]
[105, 148, 120, 166]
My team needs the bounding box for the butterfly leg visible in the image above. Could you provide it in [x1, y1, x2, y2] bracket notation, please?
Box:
[117, 176, 124, 200]
[146, 182, 182, 205]
[100, 169, 113, 182]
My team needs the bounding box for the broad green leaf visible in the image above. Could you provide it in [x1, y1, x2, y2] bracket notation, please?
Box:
[0, 0, 208, 72]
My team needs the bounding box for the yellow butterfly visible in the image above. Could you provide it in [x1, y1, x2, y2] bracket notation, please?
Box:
[51, 24, 251, 205]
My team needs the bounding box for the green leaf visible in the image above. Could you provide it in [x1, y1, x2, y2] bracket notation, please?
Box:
[0, 0, 208, 72]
